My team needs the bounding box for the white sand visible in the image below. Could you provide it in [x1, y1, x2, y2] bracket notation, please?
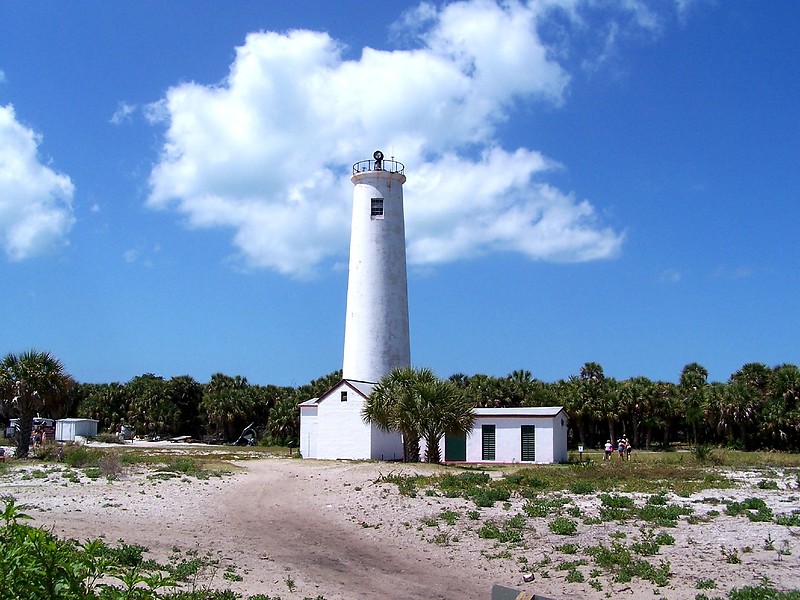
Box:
[1, 452, 799, 599]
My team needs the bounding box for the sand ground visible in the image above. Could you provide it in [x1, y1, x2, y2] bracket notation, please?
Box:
[1, 447, 800, 600]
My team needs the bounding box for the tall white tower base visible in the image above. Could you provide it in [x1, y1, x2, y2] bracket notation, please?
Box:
[342, 151, 411, 383]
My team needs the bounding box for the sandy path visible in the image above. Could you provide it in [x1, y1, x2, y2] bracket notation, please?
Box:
[2, 459, 496, 599]
[209, 460, 493, 599]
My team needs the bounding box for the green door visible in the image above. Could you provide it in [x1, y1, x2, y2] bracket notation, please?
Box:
[521, 425, 536, 462]
[445, 432, 467, 462]
[482, 424, 496, 461]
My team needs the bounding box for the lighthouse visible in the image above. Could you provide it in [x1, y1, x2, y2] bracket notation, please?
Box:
[342, 150, 411, 382]
[298, 151, 408, 460]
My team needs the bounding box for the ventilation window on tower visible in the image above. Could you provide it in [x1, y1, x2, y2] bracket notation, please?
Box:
[370, 197, 384, 219]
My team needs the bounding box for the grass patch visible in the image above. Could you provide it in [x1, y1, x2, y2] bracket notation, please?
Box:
[725, 498, 774, 522]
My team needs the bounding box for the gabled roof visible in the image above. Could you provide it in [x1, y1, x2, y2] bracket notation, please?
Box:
[473, 406, 566, 418]
[297, 378, 376, 407]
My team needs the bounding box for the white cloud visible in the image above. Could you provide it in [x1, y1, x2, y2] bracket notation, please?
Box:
[145, 0, 672, 278]
[110, 101, 137, 125]
[0, 104, 75, 260]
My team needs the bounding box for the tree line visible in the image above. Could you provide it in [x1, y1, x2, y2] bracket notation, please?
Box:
[448, 361, 800, 452]
[2, 349, 799, 457]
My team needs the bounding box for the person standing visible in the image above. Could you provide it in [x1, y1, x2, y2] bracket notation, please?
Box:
[604, 440, 613, 460]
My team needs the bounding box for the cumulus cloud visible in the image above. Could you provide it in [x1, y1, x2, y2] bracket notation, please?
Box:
[145, 0, 684, 277]
[0, 104, 75, 260]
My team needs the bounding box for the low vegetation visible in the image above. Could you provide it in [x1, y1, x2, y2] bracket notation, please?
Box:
[373, 451, 800, 598]
[0, 498, 329, 600]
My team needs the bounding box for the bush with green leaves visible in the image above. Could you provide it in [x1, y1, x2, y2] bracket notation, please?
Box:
[725, 498, 773, 522]
[478, 520, 523, 544]
[0, 498, 280, 599]
[64, 444, 104, 468]
[569, 481, 595, 495]
[523, 496, 570, 518]
[775, 511, 800, 526]
[548, 517, 577, 536]
[585, 541, 672, 587]
[638, 502, 693, 527]
[728, 582, 800, 599]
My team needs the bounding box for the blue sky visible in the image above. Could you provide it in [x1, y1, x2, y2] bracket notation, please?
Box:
[0, 1, 797, 387]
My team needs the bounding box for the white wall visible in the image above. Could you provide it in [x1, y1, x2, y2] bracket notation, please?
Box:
[463, 415, 565, 464]
[314, 383, 368, 459]
[370, 426, 403, 461]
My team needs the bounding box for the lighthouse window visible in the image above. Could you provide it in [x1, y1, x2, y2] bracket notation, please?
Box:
[370, 198, 384, 219]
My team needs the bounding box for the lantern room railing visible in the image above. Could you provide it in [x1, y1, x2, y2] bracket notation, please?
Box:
[352, 152, 404, 176]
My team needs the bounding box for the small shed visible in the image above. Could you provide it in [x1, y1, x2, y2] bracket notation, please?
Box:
[427, 407, 569, 464]
[56, 418, 99, 442]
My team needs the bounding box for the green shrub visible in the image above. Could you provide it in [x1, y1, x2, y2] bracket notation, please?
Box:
[549, 517, 577, 536]
[725, 498, 773, 522]
[64, 445, 103, 468]
[654, 532, 675, 546]
[646, 493, 668, 506]
[161, 457, 201, 475]
[478, 520, 523, 544]
[468, 486, 510, 508]
[569, 481, 595, 495]
[599, 506, 632, 522]
[439, 510, 459, 525]
[775, 511, 800, 526]
[565, 568, 585, 583]
[557, 543, 579, 554]
[523, 497, 569, 518]
[504, 470, 548, 497]
[599, 494, 636, 509]
[638, 503, 693, 527]
[728, 583, 800, 599]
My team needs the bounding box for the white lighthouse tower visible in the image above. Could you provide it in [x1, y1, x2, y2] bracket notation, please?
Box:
[298, 151, 408, 460]
[342, 150, 411, 382]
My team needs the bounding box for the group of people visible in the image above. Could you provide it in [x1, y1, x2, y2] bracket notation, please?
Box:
[31, 426, 47, 448]
[603, 436, 632, 461]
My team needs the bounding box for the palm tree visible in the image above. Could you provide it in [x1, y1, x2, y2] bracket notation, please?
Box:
[414, 377, 474, 463]
[364, 367, 474, 463]
[680, 363, 709, 445]
[364, 367, 423, 462]
[579, 362, 606, 446]
[618, 376, 654, 449]
[268, 392, 301, 447]
[0, 350, 72, 458]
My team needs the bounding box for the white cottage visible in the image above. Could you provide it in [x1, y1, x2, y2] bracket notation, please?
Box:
[437, 407, 568, 464]
[299, 379, 403, 461]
